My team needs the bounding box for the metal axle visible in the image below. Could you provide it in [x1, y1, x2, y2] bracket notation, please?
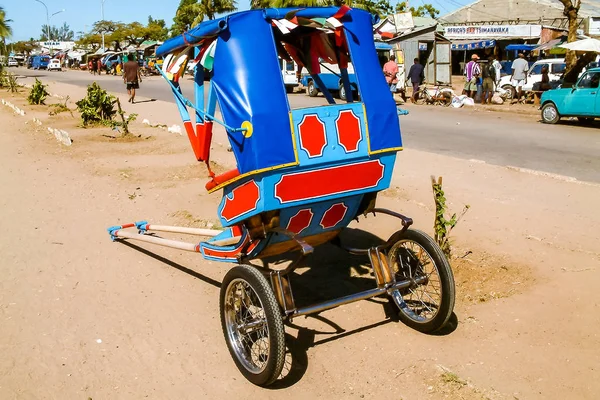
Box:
[292, 277, 423, 318]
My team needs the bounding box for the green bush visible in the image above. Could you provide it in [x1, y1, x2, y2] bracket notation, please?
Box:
[27, 78, 49, 104]
[75, 82, 116, 126]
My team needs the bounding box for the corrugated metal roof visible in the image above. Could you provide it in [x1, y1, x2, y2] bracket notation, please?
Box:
[535, 0, 600, 17]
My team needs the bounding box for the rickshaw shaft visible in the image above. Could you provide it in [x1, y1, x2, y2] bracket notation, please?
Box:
[292, 277, 423, 318]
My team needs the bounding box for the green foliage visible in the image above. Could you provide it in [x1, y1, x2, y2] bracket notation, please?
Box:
[171, 0, 237, 35]
[396, 1, 440, 18]
[0, 6, 13, 40]
[11, 40, 37, 55]
[49, 96, 74, 116]
[113, 98, 137, 136]
[75, 82, 116, 126]
[40, 22, 74, 41]
[249, 0, 437, 18]
[77, 17, 169, 51]
[27, 78, 49, 105]
[431, 176, 470, 258]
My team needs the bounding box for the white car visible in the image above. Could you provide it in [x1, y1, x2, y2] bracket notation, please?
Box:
[48, 59, 62, 71]
[498, 58, 566, 98]
[7, 58, 18, 67]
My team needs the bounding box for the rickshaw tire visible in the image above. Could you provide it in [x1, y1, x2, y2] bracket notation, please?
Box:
[389, 229, 455, 333]
[339, 83, 347, 101]
[307, 80, 318, 97]
[219, 265, 286, 386]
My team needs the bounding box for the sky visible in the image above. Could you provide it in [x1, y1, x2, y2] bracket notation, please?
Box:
[3, 0, 472, 43]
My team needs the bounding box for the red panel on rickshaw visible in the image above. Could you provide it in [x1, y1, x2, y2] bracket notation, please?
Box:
[286, 209, 314, 234]
[335, 110, 362, 153]
[320, 203, 348, 229]
[274, 160, 384, 204]
[298, 115, 327, 158]
[220, 180, 260, 222]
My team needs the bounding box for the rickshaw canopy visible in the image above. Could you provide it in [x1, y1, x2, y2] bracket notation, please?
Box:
[156, 7, 401, 178]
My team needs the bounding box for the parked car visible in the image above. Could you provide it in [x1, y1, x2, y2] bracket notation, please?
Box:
[26, 56, 34, 69]
[48, 58, 62, 71]
[32, 55, 50, 70]
[540, 67, 600, 124]
[301, 61, 358, 101]
[279, 57, 298, 92]
[498, 58, 566, 99]
[7, 57, 18, 67]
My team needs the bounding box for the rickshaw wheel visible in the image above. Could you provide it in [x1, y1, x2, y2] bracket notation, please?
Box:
[220, 265, 286, 386]
[387, 229, 455, 333]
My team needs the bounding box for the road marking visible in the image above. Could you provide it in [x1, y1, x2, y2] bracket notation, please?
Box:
[505, 165, 600, 187]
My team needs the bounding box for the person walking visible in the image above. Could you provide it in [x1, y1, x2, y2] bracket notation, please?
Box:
[406, 57, 425, 103]
[463, 54, 480, 98]
[383, 54, 399, 98]
[510, 53, 529, 103]
[97, 58, 102, 76]
[481, 57, 496, 104]
[123, 51, 142, 103]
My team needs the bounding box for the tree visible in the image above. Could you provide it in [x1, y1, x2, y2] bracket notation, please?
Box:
[558, 0, 593, 87]
[171, 0, 237, 36]
[0, 6, 13, 40]
[147, 16, 169, 41]
[40, 24, 73, 41]
[396, 1, 439, 18]
[12, 40, 37, 55]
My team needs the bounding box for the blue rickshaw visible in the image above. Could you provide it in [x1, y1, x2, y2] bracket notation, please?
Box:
[107, 6, 455, 386]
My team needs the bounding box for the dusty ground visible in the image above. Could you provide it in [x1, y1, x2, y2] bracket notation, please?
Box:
[0, 81, 599, 400]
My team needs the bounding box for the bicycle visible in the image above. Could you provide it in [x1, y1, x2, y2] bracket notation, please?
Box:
[413, 81, 454, 106]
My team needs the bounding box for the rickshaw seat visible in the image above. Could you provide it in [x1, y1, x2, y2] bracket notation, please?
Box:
[205, 168, 241, 191]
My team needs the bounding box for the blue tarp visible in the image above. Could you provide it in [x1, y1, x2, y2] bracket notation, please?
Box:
[374, 42, 393, 50]
[505, 44, 537, 51]
[157, 8, 401, 175]
[451, 40, 496, 51]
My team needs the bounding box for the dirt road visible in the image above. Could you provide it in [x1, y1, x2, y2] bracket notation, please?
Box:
[0, 82, 599, 399]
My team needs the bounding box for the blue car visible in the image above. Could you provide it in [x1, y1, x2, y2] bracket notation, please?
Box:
[301, 61, 358, 101]
[32, 55, 50, 70]
[540, 67, 600, 124]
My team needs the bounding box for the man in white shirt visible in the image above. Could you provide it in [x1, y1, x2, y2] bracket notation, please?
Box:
[510, 53, 529, 103]
[492, 57, 502, 88]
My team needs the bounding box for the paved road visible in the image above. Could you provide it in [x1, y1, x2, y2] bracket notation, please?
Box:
[17, 67, 600, 183]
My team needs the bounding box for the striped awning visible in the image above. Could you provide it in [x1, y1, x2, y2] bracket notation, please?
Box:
[451, 39, 496, 51]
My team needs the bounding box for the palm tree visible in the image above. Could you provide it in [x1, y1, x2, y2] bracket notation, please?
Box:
[0, 6, 13, 39]
[192, 0, 237, 26]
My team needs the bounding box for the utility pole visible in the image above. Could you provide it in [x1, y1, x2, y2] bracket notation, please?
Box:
[101, 0, 106, 50]
[34, 0, 50, 43]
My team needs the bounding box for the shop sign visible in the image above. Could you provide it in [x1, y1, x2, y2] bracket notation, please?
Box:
[444, 25, 542, 39]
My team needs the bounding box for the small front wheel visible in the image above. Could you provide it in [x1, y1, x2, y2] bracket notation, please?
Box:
[388, 229, 455, 333]
[541, 103, 560, 124]
[220, 265, 285, 386]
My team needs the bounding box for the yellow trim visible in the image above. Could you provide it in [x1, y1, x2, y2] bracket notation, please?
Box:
[362, 103, 373, 154]
[369, 146, 404, 155]
[289, 111, 300, 164]
[207, 161, 299, 193]
[362, 104, 403, 156]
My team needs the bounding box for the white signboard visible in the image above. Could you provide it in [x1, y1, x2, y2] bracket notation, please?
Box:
[38, 41, 75, 51]
[444, 25, 542, 39]
[393, 12, 414, 31]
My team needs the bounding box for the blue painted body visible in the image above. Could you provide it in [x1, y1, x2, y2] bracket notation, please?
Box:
[301, 71, 358, 93]
[541, 67, 600, 118]
[156, 8, 404, 262]
[32, 55, 50, 70]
